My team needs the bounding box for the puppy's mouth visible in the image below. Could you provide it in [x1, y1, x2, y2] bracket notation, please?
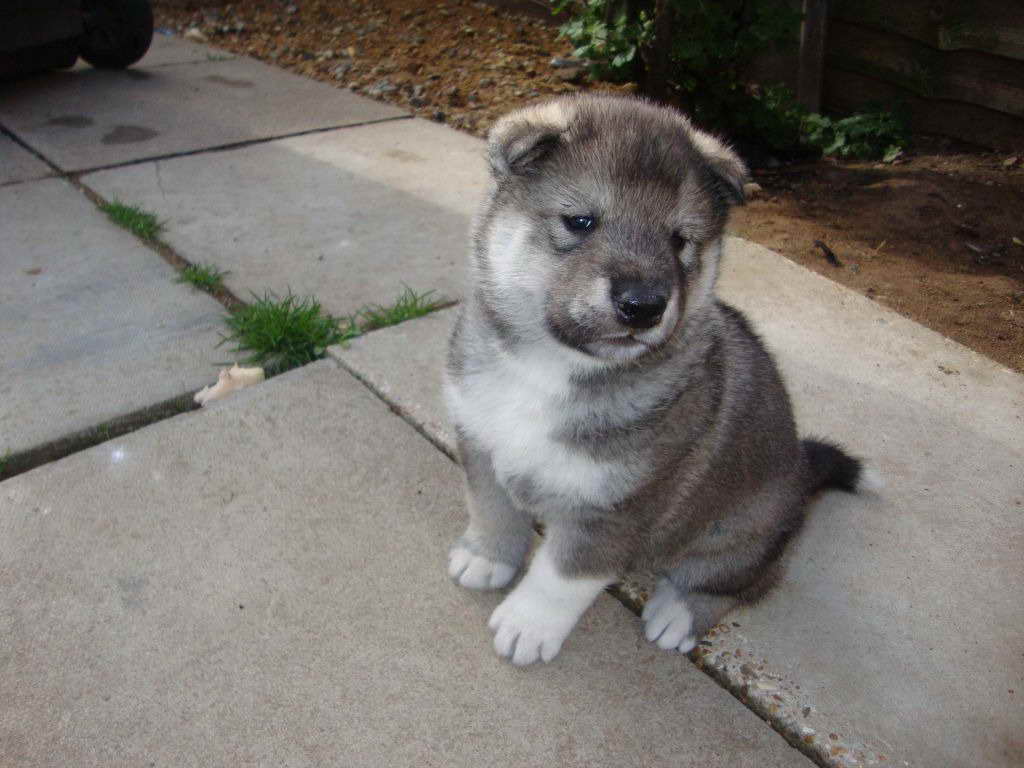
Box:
[598, 334, 650, 347]
[583, 333, 655, 360]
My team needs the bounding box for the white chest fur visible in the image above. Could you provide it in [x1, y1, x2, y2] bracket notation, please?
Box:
[445, 340, 634, 509]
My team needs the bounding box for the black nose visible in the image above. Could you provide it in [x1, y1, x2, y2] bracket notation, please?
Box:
[611, 280, 668, 329]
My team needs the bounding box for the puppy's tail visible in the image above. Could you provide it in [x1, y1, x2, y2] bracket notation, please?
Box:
[801, 438, 883, 496]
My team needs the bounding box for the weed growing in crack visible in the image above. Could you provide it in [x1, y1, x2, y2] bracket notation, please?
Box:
[220, 287, 449, 376]
[177, 263, 230, 294]
[99, 200, 165, 241]
[221, 291, 349, 375]
[357, 286, 448, 331]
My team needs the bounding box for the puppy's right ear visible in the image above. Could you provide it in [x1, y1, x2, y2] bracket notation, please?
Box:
[487, 100, 576, 179]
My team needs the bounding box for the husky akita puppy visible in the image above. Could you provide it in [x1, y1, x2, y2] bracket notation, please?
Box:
[445, 94, 874, 666]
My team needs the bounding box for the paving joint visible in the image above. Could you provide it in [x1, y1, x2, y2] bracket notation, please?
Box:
[0, 122, 63, 178]
[332, 352, 458, 463]
[0, 391, 198, 483]
[71, 177, 246, 311]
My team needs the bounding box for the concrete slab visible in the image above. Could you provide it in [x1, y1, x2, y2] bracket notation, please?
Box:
[331, 308, 456, 451]
[0, 56, 405, 172]
[84, 119, 488, 315]
[0, 360, 810, 768]
[331, 237, 1024, 768]
[0, 178, 224, 458]
[0, 133, 52, 185]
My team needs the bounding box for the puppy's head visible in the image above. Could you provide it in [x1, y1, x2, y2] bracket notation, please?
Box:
[476, 94, 746, 364]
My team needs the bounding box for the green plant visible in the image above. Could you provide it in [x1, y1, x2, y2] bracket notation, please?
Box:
[555, 0, 800, 131]
[219, 287, 449, 375]
[357, 287, 447, 332]
[733, 83, 808, 153]
[801, 110, 909, 161]
[555, 0, 652, 82]
[99, 199, 164, 240]
[177, 263, 229, 294]
[221, 291, 349, 374]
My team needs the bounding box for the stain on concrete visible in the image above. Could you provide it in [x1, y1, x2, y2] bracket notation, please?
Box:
[101, 125, 159, 145]
[116, 575, 149, 611]
[204, 75, 254, 88]
[47, 115, 93, 128]
[384, 149, 425, 163]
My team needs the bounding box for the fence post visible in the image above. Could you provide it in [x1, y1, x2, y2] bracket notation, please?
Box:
[797, 0, 829, 112]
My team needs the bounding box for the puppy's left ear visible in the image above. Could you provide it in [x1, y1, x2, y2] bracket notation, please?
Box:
[690, 130, 749, 206]
[487, 99, 577, 179]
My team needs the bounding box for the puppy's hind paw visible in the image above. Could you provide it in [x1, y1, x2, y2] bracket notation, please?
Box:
[448, 544, 517, 590]
[642, 579, 697, 653]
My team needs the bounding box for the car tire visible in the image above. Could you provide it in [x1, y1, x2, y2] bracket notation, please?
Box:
[80, 0, 153, 69]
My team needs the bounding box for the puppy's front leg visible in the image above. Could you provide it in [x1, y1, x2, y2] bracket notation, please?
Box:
[489, 536, 614, 665]
[449, 435, 533, 590]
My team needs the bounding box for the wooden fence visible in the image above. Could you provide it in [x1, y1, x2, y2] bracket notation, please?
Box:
[807, 0, 1023, 150]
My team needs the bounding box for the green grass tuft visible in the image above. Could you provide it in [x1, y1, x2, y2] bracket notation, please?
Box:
[219, 286, 448, 376]
[99, 200, 165, 241]
[357, 286, 447, 332]
[221, 291, 350, 375]
[177, 263, 230, 294]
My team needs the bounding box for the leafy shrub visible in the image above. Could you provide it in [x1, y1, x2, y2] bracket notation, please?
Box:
[555, 0, 651, 82]
[555, 0, 800, 136]
[802, 111, 909, 161]
[554, 1, 910, 159]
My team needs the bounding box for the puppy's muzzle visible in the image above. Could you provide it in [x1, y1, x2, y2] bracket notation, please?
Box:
[611, 280, 668, 330]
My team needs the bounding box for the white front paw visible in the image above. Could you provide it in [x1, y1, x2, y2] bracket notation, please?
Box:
[448, 544, 517, 590]
[642, 579, 697, 653]
[488, 589, 576, 665]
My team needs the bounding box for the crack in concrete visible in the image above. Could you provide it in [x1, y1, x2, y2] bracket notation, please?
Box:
[154, 159, 167, 200]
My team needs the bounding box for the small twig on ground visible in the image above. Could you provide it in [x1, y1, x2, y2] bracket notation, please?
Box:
[813, 239, 843, 268]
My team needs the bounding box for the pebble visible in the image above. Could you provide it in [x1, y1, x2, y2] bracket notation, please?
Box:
[743, 181, 763, 199]
[331, 60, 353, 79]
[366, 79, 397, 97]
[184, 27, 209, 43]
[554, 65, 585, 82]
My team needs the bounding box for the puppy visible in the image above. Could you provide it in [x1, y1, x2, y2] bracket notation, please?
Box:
[445, 94, 874, 665]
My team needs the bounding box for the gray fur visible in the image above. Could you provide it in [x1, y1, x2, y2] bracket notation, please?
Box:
[446, 94, 863, 652]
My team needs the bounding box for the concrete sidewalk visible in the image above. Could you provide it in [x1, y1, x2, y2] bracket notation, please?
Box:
[1, 32, 1021, 768]
[0, 361, 809, 767]
[333, 238, 1024, 768]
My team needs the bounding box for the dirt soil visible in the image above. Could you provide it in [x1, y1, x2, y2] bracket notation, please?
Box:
[154, 0, 1024, 373]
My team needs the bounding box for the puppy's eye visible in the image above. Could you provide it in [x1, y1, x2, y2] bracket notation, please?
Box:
[670, 232, 687, 250]
[562, 215, 597, 233]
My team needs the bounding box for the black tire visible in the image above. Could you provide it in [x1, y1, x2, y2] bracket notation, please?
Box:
[80, 0, 153, 69]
